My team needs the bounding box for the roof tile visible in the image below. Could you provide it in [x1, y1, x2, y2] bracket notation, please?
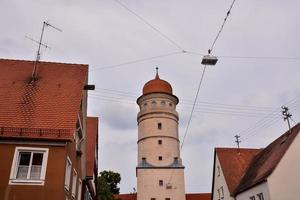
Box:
[216, 147, 261, 195]
[0, 59, 88, 140]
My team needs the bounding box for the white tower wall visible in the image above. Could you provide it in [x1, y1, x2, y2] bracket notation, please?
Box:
[137, 90, 186, 200]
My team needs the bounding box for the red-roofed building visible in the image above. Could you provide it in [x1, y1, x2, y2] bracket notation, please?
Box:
[211, 123, 300, 200]
[115, 193, 211, 200]
[211, 148, 261, 200]
[0, 59, 98, 200]
[234, 123, 300, 200]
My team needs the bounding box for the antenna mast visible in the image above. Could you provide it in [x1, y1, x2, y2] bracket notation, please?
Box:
[31, 21, 62, 83]
[234, 134, 241, 153]
[281, 106, 292, 133]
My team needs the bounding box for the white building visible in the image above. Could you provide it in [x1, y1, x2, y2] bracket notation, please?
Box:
[211, 148, 260, 200]
[211, 122, 300, 200]
[235, 122, 300, 200]
[136, 70, 186, 200]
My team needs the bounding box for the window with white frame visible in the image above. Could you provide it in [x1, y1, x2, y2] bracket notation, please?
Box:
[72, 169, 77, 198]
[65, 157, 72, 190]
[9, 147, 49, 185]
[77, 179, 82, 200]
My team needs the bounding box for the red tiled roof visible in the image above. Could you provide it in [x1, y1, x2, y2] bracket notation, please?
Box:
[216, 148, 261, 195]
[114, 194, 136, 200]
[86, 116, 98, 178]
[114, 193, 211, 200]
[186, 193, 211, 200]
[0, 59, 87, 140]
[235, 122, 300, 195]
[143, 72, 173, 95]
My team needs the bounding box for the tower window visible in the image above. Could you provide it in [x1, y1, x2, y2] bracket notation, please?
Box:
[161, 101, 166, 106]
[158, 140, 162, 145]
[158, 123, 162, 129]
[151, 198, 156, 200]
[159, 180, 163, 186]
[158, 156, 162, 160]
[165, 198, 171, 200]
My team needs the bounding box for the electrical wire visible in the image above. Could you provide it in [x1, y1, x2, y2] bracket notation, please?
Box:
[180, 66, 207, 149]
[90, 90, 281, 117]
[186, 51, 300, 61]
[238, 95, 300, 141]
[113, 0, 185, 52]
[90, 51, 184, 71]
[210, 0, 237, 53]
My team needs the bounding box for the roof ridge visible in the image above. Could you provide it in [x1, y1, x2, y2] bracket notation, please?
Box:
[0, 58, 88, 66]
[234, 122, 300, 195]
[216, 147, 261, 150]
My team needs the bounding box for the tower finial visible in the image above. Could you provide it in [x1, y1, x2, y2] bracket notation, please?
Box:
[155, 67, 159, 79]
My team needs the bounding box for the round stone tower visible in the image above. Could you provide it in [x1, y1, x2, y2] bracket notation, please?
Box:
[136, 69, 186, 200]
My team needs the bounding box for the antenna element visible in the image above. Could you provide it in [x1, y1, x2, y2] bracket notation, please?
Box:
[30, 21, 62, 83]
[235, 134, 241, 153]
[281, 106, 292, 133]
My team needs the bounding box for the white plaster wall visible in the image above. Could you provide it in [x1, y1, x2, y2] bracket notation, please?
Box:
[138, 137, 179, 166]
[138, 117, 178, 141]
[137, 168, 186, 200]
[137, 93, 185, 200]
[236, 182, 270, 200]
[268, 131, 300, 200]
[212, 155, 234, 200]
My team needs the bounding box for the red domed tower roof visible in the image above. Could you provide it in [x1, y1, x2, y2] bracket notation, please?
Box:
[142, 69, 173, 95]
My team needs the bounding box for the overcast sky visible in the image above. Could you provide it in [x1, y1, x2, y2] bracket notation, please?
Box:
[1, 0, 300, 194]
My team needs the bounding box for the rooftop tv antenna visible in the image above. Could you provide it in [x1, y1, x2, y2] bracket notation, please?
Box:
[234, 134, 241, 153]
[30, 21, 62, 83]
[281, 106, 292, 133]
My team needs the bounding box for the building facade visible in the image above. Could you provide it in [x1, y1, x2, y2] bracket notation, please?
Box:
[211, 148, 260, 200]
[234, 123, 300, 200]
[136, 71, 186, 200]
[0, 59, 98, 200]
[211, 123, 300, 200]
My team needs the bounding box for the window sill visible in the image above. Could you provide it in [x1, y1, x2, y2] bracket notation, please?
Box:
[9, 179, 44, 185]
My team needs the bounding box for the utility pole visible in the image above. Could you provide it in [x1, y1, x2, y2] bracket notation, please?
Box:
[234, 134, 241, 153]
[281, 106, 292, 133]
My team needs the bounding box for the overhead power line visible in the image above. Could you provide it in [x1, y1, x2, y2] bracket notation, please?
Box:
[186, 51, 300, 61]
[113, 0, 185, 51]
[209, 0, 237, 53]
[180, 66, 207, 149]
[238, 95, 300, 140]
[90, 51, 184, 71]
